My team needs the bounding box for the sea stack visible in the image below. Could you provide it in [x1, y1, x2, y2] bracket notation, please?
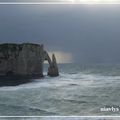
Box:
[48, 54, 59, 77]
[0, 43, 59, 78]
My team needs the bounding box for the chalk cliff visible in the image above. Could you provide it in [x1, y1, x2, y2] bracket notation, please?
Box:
[0, 43, 59, 77]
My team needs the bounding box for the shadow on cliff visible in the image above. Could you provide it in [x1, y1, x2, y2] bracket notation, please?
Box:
[0, 76, 35, 87]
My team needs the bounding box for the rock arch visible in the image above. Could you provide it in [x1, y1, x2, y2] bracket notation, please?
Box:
[0, 43, 59, 78]
[44, 51, 59, 77]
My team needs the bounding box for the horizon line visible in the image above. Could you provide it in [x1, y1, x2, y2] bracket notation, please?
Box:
[0, 2, 120, 5]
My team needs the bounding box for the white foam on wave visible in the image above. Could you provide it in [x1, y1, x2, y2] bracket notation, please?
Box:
[0, 72, 120, 91]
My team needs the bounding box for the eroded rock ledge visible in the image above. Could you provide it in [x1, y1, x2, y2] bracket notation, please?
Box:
[0, 43, 59, 78]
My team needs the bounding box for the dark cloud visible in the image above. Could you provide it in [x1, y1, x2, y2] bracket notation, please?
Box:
[0, 4, 120, 63]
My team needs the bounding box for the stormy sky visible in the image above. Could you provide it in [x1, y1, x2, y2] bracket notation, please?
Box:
[0, 1, 120, 63]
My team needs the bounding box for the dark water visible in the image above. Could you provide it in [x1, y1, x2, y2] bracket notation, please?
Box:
[0, 64, 120, 116]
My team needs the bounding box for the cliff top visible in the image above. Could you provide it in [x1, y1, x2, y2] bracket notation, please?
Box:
[0, 43, 42, 47]
[0, 43, 43, 51]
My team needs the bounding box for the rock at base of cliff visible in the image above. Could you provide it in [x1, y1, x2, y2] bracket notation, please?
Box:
[48, 66, 59, 77]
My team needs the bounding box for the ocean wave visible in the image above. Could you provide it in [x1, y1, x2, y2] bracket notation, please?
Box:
[0, 117, 118, 120]
[0, 72, 120, 91]
[0, 103, 57, 116]
[0, 65, 120, 115]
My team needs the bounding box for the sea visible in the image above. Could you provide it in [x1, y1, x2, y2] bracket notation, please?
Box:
[0, 63, 120, 116]
[0, 117, 119, 120]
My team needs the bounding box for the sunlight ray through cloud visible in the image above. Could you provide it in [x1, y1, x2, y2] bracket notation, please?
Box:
[48, 51, 73, 63]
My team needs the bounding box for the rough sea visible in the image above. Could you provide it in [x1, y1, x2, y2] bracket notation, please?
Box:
[0, 64, 120, 116]
[0, 117, 119, 120]
[0, 117, 120, 120]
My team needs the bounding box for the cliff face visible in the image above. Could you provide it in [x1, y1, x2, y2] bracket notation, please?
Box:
[0, 43, 59, 77]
